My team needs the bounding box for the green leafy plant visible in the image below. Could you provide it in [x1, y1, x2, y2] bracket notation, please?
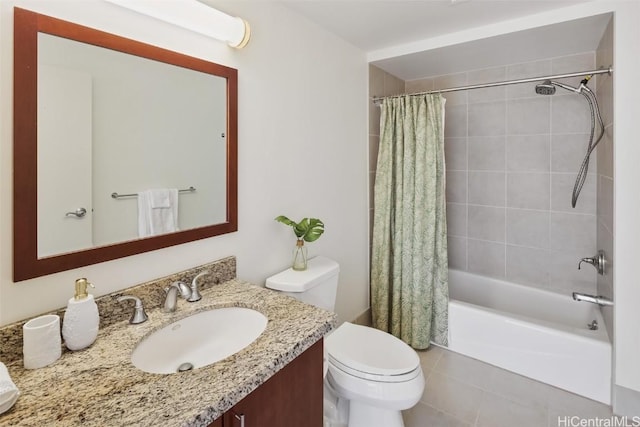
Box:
[275, 216, 325, 242]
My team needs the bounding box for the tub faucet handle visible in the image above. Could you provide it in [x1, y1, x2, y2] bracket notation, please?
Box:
[578, 257, 596, 269]
[577, 250, 606, 275]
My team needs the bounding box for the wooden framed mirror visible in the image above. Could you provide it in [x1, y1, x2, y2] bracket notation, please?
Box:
[13, 7, 238, 281]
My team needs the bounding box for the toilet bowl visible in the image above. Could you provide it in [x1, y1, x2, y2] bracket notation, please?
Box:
[265, 257, 425, 427]
[324, 322, 424, 427]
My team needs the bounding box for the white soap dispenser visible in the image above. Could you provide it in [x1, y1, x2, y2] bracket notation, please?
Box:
[62, 278, 100, 351]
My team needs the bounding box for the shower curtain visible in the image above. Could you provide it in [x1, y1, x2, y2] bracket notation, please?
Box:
[371, 94, 449, 349]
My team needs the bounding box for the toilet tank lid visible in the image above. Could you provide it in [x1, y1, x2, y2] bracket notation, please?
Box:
[265, 256, 339, 292]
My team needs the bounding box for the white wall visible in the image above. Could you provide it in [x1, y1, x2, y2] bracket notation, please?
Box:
[369, 0, 640, 413]
[0, 1, 369, 325]
[607, 1, 640, 415]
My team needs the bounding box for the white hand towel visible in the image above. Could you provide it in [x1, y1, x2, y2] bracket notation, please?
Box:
[137, 189, 179, 238]
[149, 190, 170, 209]
[0, 362, 19, 415]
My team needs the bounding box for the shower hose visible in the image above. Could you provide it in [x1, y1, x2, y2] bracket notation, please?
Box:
[571, 80, 605, 208]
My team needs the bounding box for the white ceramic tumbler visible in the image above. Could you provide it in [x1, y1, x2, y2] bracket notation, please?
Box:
[22, 314, 62, 369]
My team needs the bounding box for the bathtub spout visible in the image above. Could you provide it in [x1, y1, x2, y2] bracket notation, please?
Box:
[572, 292, 613, 307]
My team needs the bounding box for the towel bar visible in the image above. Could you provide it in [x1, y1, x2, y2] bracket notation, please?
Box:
[111, 186, 196, 199]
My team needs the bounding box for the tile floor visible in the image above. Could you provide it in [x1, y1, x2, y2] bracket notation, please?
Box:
[403, 345, 615, 427]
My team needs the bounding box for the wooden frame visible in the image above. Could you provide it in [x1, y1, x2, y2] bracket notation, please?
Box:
[13, 7, 238, 281]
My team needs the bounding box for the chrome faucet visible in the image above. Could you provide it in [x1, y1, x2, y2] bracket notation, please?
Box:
[163, 281, 191, 312]
[186, 271, 208, 302]
[572, 292, 614, 307]
[117, 295, 148, 324]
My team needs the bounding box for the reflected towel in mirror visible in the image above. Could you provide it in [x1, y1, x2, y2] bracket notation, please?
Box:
[138, 189, 179, 237]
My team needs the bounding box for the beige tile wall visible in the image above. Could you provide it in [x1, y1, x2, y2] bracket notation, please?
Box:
[407, 52, 601, 296]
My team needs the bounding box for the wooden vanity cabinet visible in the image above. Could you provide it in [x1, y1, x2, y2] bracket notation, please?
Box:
[209, 338, 323, 427]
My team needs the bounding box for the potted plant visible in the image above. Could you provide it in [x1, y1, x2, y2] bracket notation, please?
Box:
[275, 216, 324, 271]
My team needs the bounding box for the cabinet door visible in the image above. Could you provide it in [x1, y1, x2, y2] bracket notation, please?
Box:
[223, 339, 324, 427]
[207, 417, 222, 427]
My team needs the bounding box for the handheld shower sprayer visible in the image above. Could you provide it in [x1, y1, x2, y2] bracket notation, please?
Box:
[534, 80, 556, 95]
[534, 75, 604, 208]
[534, 79, 582, 95]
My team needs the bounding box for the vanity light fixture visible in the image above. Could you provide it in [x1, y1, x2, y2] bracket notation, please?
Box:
[104, 0, 251, 48]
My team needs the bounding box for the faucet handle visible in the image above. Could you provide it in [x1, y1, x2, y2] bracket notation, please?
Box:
[578, 257, 596, 269]
[117, 295, 148, 324]
[187, 271, 208, 302]
[577, 250, 606, 275]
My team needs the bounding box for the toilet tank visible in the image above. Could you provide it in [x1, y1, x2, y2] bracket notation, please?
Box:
[265, 256, 339, 312]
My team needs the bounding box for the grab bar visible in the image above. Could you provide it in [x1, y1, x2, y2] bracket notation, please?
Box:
[111, 186, 196, 199]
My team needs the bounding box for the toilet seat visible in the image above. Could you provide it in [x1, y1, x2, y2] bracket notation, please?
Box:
[325, 322, 421, 383]
[328, 355, 422, 383]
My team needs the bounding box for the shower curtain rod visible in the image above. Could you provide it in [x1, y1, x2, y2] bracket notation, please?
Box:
[372, 67, 612, 105]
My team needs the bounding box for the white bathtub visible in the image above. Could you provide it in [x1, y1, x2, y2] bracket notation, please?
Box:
[446, 269, 611, 404]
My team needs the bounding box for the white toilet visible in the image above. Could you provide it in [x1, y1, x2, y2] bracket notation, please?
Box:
[265, 256, 425, 427]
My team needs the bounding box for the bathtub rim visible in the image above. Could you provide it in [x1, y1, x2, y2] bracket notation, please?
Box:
[447, 269, 611, 344]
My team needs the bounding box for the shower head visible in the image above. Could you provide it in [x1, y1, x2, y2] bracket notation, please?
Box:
[535, 80, 556, 95]
[535, 79, 582, 96]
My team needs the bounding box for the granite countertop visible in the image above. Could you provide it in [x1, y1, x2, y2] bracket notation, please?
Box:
[0, 279, 336, 426]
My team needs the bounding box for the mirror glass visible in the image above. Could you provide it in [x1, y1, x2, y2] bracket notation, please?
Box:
[14, 8, 238, 281]
[37, 33, 228, 257]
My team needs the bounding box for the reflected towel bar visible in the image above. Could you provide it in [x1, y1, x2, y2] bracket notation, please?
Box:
[111, 186, 196, 199]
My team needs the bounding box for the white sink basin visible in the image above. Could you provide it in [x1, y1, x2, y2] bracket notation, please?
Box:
[131, 307, 268, 374]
